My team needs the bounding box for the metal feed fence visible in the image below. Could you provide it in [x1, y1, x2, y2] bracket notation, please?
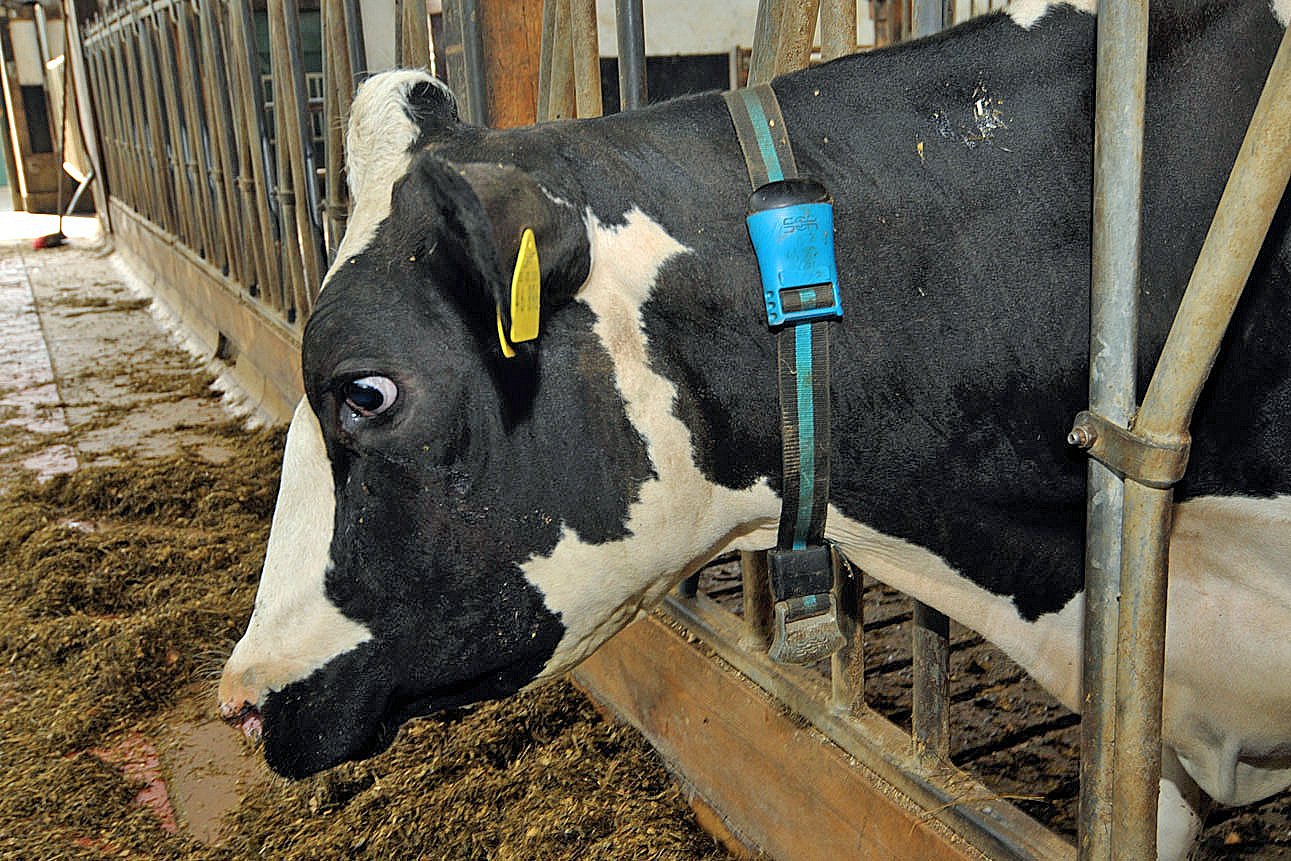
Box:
[69, 0, 1291, 857]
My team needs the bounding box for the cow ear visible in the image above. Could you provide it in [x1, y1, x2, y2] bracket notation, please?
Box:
[397, 156, 590, 360]
[404, 77, 460, 142]
[453, 162, 590, 356]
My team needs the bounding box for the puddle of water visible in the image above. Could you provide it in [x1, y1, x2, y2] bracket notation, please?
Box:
[161, 716, 268, 845]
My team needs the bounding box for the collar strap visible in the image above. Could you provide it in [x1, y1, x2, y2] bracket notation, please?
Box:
[724, 85, 845, 664]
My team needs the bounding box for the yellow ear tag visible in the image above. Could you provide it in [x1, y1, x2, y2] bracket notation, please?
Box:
[495, 311, 517, 358]
[508, 228, 541, 344]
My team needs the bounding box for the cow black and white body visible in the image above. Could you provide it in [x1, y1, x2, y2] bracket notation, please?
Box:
[220, 2, 1291, 856]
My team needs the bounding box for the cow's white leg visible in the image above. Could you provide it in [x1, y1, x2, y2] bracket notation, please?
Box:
[1158, 746, 1205, 861]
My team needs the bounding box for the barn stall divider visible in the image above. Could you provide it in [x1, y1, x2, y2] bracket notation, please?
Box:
[65, 0, 1291, 857]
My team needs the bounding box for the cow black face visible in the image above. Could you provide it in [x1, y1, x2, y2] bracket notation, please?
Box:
[217, 71, 673, 777]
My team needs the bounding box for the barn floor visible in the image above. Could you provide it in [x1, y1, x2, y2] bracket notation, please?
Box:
[0, 218, 1288, 859]
[0, 228, 725, 859]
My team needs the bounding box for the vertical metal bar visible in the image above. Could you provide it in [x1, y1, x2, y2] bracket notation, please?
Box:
[343, 0, 367, 77]
[614, 0, 646, 110]
[1079, 0, 1147, 857]
[912, 0, 944, 38]
[536, 0, 558, 121]
[148, 6, 198, 249]
[402, 0, 432, 69]
[747, 0, 777, 86]
[819, 0, 857, 61]
[229, 0, 286, 312]
[460, 0, 490, 125]
[738, 551, 774, 652]
[830, 554, 864, 716]
[542, 0, 576, 121]
[174, 2, 222, 265]
[774, 0, 820, 76]
[199, 0, 250, 285]
[911, 602, 950, 761]
[132, 16, 179, 234]
[570, 0, 602, 118]
[1110, 27, 1291, 858]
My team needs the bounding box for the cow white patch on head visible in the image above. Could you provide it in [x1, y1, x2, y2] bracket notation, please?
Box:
[1274, 0, 1290, 26]
[220, 399, 371, 707]
[520, 208, 782, 676]
[1007, 0, 1098, 29]
[328, 70, 442, 280]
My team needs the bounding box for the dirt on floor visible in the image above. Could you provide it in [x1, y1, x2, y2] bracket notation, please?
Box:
[0, 238, 727, 860]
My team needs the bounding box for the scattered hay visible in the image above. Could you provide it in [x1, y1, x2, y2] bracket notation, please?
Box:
[0, 423, 727, 859]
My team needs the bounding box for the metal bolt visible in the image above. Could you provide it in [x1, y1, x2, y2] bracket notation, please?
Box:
[1068, 424, 1097, 449]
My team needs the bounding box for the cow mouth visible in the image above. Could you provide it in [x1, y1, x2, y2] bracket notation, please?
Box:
[222, 702, 264, 741]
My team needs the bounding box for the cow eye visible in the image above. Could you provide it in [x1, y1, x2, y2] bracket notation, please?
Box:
[342, 376, 398, 417]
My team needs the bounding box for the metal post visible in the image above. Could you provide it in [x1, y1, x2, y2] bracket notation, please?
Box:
[820, 0, 857, 61]
[571, 0, 602, 118]
[1079, 1, 1147, 858]
[911, 0, 944, 38]
[1111, 26, 1291, 856]
[614, 0, 646, 110]
[911, 602, 950, 762]
[830, 554, 864, 716]
[460, 0, 489, 125]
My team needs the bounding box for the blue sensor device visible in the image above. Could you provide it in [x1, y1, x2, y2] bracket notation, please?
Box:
[745, 177, 843, 327]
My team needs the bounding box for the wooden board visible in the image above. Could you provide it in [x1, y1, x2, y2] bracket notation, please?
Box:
[109, 199, 301, 423]
[574, 613, 987, 861]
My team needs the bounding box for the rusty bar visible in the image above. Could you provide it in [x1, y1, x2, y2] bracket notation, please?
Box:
[266, 0, 311, 320]
[614, 0, 646, 109]
[772, 0, 820, 76]
[229, 0, 286, 312]
[537, 0, 557, 120]
[820, 0, 857, 61]
[198, 0, 250, 285]
[747, 0, 777, 86]
[829, 553, 864, 716]
[738, 551, 773, 652]
[543, 0, 576, 120]
[147, 5, 198, 249]
[1079, 0, 1147, 858]
[911, 601, 950, 761]
[173, 2, 222, 265]
[570, 0, 602, 118]
[275, 0, 326, 306]
[1110, 25, 1291, 857]
[402, 0, 432, 69]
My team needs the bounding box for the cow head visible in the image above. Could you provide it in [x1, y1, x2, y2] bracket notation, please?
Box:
[219, 71, 779, 777]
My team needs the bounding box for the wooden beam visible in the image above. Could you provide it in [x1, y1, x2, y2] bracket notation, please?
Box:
[479, 0, 544, 127]
[574, 613, 988, 861]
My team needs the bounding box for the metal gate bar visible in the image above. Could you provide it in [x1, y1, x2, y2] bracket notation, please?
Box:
[1079, 0, 1147, 857]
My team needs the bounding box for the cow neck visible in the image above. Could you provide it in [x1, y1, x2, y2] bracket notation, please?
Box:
[723, 84, 847, 665]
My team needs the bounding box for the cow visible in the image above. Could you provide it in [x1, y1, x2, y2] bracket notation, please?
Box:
[219, 1, 1291, 857]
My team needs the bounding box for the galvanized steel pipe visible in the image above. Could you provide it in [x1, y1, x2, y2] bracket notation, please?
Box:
[615, 0, 647, 110]
[1080, 1, 1147, 858]
[1112, 25, 1291, 855]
